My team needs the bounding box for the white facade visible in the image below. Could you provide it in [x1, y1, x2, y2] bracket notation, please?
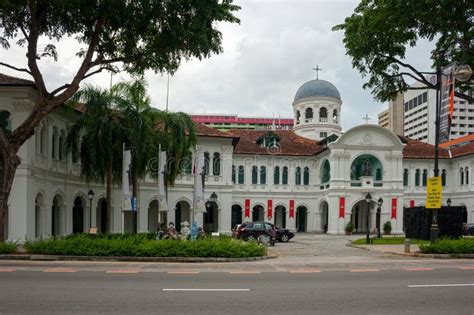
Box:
[1, 78, 474, 242]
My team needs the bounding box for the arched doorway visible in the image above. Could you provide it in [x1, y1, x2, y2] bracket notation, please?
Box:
[320, 201, 329, 233]
[51, 195, 64, 236]
[97, 198, 108, 233]
[204, 202, 218, 233]
[35, 193, 46, 238]
[175, 200, 191, 232]
[148, 200, 159, 232]
[231, 205, 243, 229]
[296, 206, 307, 232]
[462, 206, 468, 224]
[252, 205, 265, 222]
[351, 200, 376, 233]
[72, 197, 85, 234]
[274, 205, 286, 228]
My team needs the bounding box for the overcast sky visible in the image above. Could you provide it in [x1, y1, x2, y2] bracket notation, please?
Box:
[0, 0, 435, 131]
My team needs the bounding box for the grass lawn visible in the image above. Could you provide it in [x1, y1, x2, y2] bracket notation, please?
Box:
[352, 237, 430, 245]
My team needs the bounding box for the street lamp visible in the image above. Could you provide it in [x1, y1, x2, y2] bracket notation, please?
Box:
[209, 192, 218, 204]
[376, 197, 384, 239]
[447, 198, 452, 207]
[87, 189, 94, 231]
[365, 193, 372, 244]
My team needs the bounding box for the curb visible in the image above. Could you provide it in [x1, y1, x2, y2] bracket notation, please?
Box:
[0, 254, 276, 263]
[347, 243, 474, 259]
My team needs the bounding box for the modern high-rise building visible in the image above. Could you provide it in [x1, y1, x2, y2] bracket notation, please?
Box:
[191, 114, 293, 131]
[377, 92, 404, 135]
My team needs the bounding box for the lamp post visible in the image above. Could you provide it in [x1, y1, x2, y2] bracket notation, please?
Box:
[447, 198, 451, 207]
[87, 189, 94, 231]
[431, 47, 472, 243]
[376, 197, 383, 239]
[365, 193, 372, 244]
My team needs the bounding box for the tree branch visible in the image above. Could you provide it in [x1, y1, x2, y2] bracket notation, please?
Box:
[376, 53, 434, 87]
[0, 62, 32, 75]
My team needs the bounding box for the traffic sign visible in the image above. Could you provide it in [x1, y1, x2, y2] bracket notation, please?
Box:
[426, 176, 442, 209]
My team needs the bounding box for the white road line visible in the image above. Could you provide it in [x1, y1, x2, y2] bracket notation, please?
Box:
[162, 289, 250, 292]
[408, 284, 474, 288]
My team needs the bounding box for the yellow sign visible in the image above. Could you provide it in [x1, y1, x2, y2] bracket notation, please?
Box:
[426, 176, 442, 209]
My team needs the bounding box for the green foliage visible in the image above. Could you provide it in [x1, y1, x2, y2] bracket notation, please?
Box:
[419, 238, 474, 254]
[345, 221, 354, 232]
[333, 0, 473, 102]
[24, 234, 266, 258]
[0, 242, 16, 254]
[383, 221, 392, 234]
[352, 237, 429, 245]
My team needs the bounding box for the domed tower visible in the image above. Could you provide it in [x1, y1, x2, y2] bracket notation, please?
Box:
[292, 79, 342, 141]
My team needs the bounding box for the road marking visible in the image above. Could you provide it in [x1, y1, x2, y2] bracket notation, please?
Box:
[0, 268, 15, 272]
[43, 268, 76, 273]
[106, 269, 140, 274]
[459, 266, 474, 270]
[408, 284, 474, 288]
[162, 289, 250, 292]
[167, 271, 200, 274]
[289, 269, 321, 273]
[229, 271, 261, 274]
[349, 269, 380, 273]
[404, 267, 433, 271]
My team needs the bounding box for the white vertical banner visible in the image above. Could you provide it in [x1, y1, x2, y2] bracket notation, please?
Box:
[158, 150, 168, 212]
[193, 150, 206, 214]
[122, 148, 132, 211]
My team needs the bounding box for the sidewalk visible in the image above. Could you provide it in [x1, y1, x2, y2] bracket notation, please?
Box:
[356, 244, 421, 256]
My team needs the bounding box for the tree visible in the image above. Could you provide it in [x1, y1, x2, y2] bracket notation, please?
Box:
[0, 0, 239, 241]
[66, 85, 127, 233]
[333, 0, 473, 102]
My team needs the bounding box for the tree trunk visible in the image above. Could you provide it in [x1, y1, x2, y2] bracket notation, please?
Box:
[106, 160, 113, 234]
[0, 148, 21, 243]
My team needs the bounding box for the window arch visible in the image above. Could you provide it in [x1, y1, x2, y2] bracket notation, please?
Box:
[0, 110, 11, 134]
[212, 152, 220, 176]
[40, 126, 47, 155]
[282, 166, 288, 185]
[441, 169, 446, 186]
[321, 160, 330, 183]
[303, 167, 310, 185]
[204, 152, 210, 175]
[296, 110, 300, 124]
[295, 167, 301, 185]
[333, 109, 338, 123]
[403, 169, 409, 186]
[466, 167, 469, 185]
[52, 127, 59, 159]
[252, 166, 258, 184]
[319, 107, 328, 122]
[350, 154, 383, 181]
[460, 167, 464, 185]
[305, 108, 313, 120]
[260, 166, 266, 185]
[232, 165, 236, 184]
[58, 129, 66, 160]
[415, 169, 420, 186]
[422, 169, 428, 186]
[274, 166, 280, 185]
[238, 166, 245, 184]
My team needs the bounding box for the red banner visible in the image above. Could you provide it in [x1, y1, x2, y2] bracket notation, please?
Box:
[267, 200, 273, 219]
[410, 199, 415, 208]
[339, 196, 345, 218]
[289, 200, 295, 219]
[391, 198, 397, 219]
[244, 199, 250, 218]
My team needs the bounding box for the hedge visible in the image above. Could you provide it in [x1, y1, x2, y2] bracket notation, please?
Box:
[24, 233, 266, 258]
[0, 242, 16, 254]
[419, 238, 474, 254]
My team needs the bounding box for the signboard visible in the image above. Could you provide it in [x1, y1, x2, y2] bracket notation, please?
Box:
[289, 200, 295, 219]
[391, 198, 397, 219]
[426, 176, 442, 209]
[339, 196, 345, 218]
[438, 67, 455, 143]
[267, 199, 273, 219]
[244, 199, 250, 218]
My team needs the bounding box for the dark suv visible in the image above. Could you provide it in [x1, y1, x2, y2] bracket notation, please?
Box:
[234, 221, 294, 243]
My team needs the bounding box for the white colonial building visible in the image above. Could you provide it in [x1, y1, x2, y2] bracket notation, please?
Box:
[1, 73, 473, 241]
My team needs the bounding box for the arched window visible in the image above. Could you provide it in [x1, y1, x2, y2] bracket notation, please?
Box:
[232, 165, 236, 184]
[466, 167, 469, 185]
[441, 169, 446, 186]
[321, 160, 330, 183]
[274, 166, 280, 185]
[403, 169, 409, 186]
[305, 108, 313, 120]
[319, 107, 328, 122]
[238, 166, 245, 184]
[260, 166, 266, 185]
[252, 166, 258, 184]
[333, 109, 338, 123]
[282, 166, 288, 185]
[303, 167, 310, 185]
[415, 169, 420, 186]
[40, 126, 47, 155]
[0, 110, 11, 134]
[212, 152, 220, 176]
[295, 167, 301, 185]
[422, 169, 428, 186]
[52, 127, 59, 159]
[296, 110, 301, 124]
[58, 129, 66, 160]
[350, 154, 383, 181]
[460, 167, 464, 185]
[204, 152, 210, 175]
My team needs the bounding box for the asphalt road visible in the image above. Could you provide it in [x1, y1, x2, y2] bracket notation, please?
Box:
[1, 268, 473, 314]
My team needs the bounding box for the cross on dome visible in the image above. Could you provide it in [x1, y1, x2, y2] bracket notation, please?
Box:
[313, 65, 323, 80]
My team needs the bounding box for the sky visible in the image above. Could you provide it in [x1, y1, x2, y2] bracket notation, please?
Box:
[0, 0, 435, 131]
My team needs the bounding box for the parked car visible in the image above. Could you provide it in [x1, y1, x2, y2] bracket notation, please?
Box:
[463, 223, 474, 236]
[267, 222, 295, 242]
[234, 221, 294, 243]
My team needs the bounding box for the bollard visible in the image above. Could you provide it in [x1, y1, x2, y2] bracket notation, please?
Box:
[404, 238, 411, 253]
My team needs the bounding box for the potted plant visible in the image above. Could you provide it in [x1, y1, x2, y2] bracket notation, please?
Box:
[345, 222, 354, 235]
[383, 221, 392, 235]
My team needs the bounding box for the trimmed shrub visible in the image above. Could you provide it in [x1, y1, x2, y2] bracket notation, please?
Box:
[0, 242, 16, 254]
[419, 238, 474, 254]
[24, 234, 266, 258]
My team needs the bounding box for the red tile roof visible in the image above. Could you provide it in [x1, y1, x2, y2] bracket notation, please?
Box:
[399, 136, 450, 159]
[228, 129, 325, 156]
[440, 134, 474, 148]
[195, 123, 236, 138]
[0, 73, 35, 87]
[450, 142, 474, 158]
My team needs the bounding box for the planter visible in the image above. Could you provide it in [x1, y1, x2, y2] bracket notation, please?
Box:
[345, 231, 352, 235]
